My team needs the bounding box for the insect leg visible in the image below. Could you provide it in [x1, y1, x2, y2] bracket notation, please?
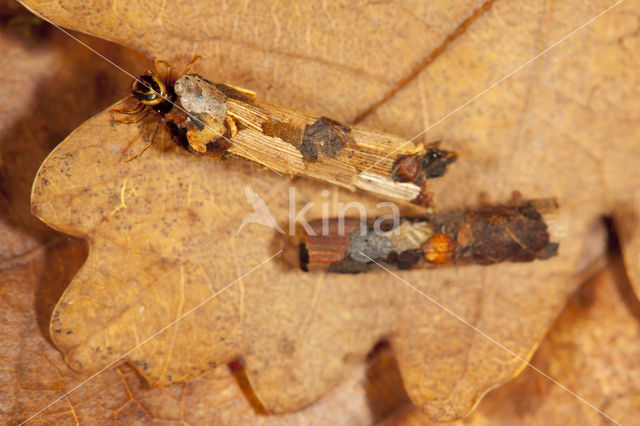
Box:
[114, 110, 151, 124]
[112, 103, 145, 115]
[181, 55, 202, 75]
[153, 59, 173, 80]
[125, 120, 162, 162]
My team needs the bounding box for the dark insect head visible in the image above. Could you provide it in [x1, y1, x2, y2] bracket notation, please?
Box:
[131, 73, 166, 106]
[131, 73, 168, 106]
[130, 71, 177, 115]
[423, 147, 458, 179]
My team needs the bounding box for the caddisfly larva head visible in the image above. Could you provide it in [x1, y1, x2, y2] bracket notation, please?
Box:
[131, 73, 167, 106]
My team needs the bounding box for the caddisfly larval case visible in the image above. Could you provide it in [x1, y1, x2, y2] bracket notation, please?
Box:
[298, 199, 561, 273]
[173, 73, 457, 207]
[113, 64, 457, 207]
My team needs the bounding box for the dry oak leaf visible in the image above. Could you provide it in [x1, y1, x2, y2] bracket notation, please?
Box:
[0, 14, 383, 424]
[24, 0, 640, 421]
[381, 256, 640, 425]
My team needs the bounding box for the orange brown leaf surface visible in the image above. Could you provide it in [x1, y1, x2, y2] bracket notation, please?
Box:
[0, 6, 375, 424]
[381, 254, 640, 425]
[9, 0, 640, 422]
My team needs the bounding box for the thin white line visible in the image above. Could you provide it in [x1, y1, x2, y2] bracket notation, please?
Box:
[22, 7, 283, 176]
[360, 0, 625, 175]
[19, 249, 282, 425]
[358, 251, 621, 425]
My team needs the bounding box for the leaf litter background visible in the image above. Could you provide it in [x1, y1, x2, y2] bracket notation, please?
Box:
[1, 0, 639, 424]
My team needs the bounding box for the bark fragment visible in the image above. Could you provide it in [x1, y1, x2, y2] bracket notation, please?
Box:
[298, 117, 352, 162]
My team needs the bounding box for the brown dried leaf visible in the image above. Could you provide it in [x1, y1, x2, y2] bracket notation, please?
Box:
[0, 9, 375, 424]
[1, 239, 375, 425]
[19, 0, 640, 421]
[382, 256, 640, 425]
